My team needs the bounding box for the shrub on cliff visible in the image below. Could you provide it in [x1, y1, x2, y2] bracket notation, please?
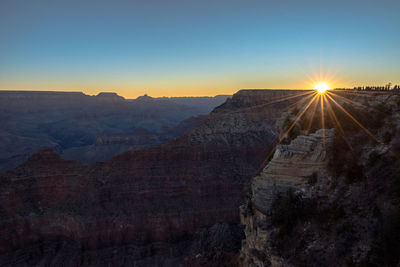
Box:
[270, 189, 315, 236]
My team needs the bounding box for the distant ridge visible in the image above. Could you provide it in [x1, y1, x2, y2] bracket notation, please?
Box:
[0, 90, 230, 172]
[135, 93, 154, 101]
[0, 90, 86, 96]
[96, 92, 125, 100]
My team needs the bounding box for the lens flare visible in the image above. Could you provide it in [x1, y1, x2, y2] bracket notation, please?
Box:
[257, 87, 386, 168]
[314, 82, 330, 94]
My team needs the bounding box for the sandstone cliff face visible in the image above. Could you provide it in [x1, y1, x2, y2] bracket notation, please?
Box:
[0, 89, 308, 266]
[240, 129, 334, 266]
[240, 91, 400, 267]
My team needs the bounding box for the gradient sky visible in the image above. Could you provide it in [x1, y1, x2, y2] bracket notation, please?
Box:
[1, 0, 399, 98]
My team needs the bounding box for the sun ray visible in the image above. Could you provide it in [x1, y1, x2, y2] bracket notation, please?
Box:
[325, 94, 383, 145]
[263, 90, 315, 107]
[284, 91, 317, 113]
[332, 89, 378, 96]
[327, 91, 367, 106]
[254, 90, 315, 108]
[281, 94, 319, 139]
[301, 64, 339, 90]
[304, 93, 320, 133]
[324, 95, 354, 151]
[231, 90, 315, 114]
[331, 90, 364, 96]
[324, 96, 345, 136]
[327, 91, 384, 115]
[260, 93, 319, 167]
[320, 94, 326, 147]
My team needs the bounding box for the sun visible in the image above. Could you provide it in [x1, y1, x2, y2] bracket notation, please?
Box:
[314, 82, 330, 94]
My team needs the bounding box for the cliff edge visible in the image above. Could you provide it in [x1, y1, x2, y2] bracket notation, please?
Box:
[240, 91, 400, 266]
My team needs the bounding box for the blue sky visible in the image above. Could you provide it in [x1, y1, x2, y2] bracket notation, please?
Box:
[0, 0, 399, 97]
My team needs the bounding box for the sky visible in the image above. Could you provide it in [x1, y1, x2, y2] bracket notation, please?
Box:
[0, 0, 399, 98]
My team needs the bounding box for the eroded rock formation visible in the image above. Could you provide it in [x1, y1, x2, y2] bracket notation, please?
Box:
[0, 89, 309, 266]
[240, 91, 400, 267]
[240, 129, 334, 266]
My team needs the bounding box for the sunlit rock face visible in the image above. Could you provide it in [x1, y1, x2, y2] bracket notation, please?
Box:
[251, 129, 334, 213]
[240, 129, 334, 266]
[0, 89, 307, 266]
[240, 92, 400, 267]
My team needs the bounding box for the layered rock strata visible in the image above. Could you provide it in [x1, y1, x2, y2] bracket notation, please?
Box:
[240, 91, 400, 266]
[0, 89, 309, 266]
[240, 129, 334, 266]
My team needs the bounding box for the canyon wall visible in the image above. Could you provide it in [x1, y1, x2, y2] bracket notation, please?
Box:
[0, 90, 309, 266]
[240, 91, 400, 266]
[240, 129, 334, 266]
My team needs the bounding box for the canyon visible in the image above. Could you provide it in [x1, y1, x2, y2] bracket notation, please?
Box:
[0, 89, 309, 266]
[0, 91, 228, 172]
[1, 89, 399, 266]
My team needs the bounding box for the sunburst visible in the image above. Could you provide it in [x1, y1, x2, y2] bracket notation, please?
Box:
[256, 86, 387, 167]
[314, 82, 330, 94]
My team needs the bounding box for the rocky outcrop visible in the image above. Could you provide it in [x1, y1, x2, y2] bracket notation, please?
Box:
[0, 89, 309, 266]
[240, 91, 400, 267]
[240, 129, 334, 266]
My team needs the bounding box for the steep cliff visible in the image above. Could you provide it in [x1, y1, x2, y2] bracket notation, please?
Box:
[0, 89, 309, 266]
[240, 129, 334, 266]
[240, 91, 400, 266]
